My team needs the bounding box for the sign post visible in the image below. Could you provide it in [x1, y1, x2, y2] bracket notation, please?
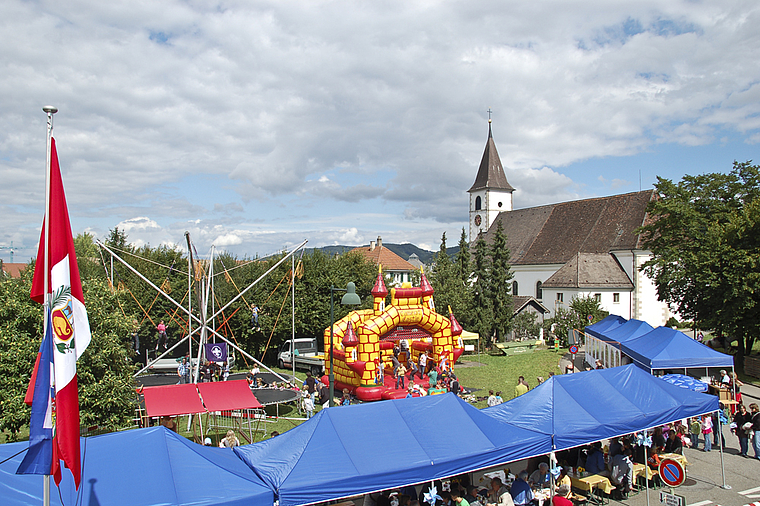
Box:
[658, 491, 685, 506]
[658, 459, 686, 488]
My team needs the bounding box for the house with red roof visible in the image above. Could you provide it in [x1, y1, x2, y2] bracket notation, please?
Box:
[350, 236, 416, 287]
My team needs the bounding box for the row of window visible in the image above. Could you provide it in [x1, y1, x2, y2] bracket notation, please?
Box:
[554, 292, 620, 303]
[509, 280, 620, 304]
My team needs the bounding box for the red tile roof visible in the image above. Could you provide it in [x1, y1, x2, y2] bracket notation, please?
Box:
[350, 245, 415, 272]
[1, 262, 27, 278]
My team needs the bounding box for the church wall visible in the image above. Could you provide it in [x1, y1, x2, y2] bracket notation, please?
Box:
[632, 251, 671, 327]
[511, 264, 563, 302]
[540, 288, 631, 320]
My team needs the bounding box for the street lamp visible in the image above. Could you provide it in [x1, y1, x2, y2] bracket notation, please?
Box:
[329, 282, 362, 407]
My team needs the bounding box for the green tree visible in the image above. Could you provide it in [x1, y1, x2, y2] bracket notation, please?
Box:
[639, 162, 760, 366]
[0, 265, 137, 440]
[570, 295, 609, 326]
[452, 228, 474, 326]
[470, 234, 493, 346]
[513, 311, 540, 340]
[431, 232, 458, 315]
[489, 221, 514, 342]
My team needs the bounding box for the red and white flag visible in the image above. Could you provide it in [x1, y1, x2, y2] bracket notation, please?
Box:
[30, 137, 91, 488]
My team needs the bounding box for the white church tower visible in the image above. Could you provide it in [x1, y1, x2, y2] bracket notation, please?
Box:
[468, 120, 514, 241]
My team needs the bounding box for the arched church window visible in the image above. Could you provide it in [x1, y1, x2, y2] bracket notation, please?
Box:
[512, 280, 518, 295]
[536, 281, 542, 300]
[475, 196, 482, 210]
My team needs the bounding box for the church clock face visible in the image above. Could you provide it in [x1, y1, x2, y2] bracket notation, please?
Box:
[474, 214, 482, 226]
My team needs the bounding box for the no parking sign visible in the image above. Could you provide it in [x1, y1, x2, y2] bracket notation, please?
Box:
[569, 345, 579, 355]
[659, 458, 686, 487]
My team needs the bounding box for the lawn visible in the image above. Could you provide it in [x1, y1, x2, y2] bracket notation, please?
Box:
[455, 347, 568, 407]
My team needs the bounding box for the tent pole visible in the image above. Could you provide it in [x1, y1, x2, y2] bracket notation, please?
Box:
[718, 409, 730, 489]
[549, 451, 556, 499]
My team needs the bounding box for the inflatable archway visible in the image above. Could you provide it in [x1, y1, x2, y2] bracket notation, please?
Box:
[324, 268, 464, 401]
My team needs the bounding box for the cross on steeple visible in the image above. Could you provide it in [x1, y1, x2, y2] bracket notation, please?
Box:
[487, 108, 493, 123]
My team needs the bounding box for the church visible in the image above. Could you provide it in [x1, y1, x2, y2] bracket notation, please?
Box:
[468, 121, 671, 327]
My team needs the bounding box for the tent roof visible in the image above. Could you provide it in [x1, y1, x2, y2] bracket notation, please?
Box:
[143, 380, 262, 417]
[584, 314, 627, 339]
[595, 318, 653, 343]
[143, 383, 206, 417]
[198, 380, 262, 411]
[234, 393, 551, 506]
[622, 327, 734, 370]
[0, 427, 273, 506]
[482, 364, 719, 451]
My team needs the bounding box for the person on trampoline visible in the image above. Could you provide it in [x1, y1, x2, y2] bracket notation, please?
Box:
[251, 305, 260, 331]
[155, 320, 168, 351]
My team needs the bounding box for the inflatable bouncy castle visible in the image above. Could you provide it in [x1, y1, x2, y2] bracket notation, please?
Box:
[323, 267, 464, 401]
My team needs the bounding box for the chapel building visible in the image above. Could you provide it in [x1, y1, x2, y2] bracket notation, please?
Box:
[469, 122, 671, 326]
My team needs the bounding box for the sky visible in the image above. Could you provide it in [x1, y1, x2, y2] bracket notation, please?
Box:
[2, 0, 759, 262]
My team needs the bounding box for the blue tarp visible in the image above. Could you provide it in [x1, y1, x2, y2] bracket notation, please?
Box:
[483, 364, 719, 452]
[661, 374, 709, 393]
[594, 319, 653, 343]
[235, 393, 551, 506]
[0, 426, 273, 506]
[584, 315, 627, 340]
[622, 326, 734, 371]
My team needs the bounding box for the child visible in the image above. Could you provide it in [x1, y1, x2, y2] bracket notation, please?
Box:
[302, 386, 314, 419]
[494, 391, 504, 405]
[700, 414, 713, 452]
[689, 417, 701, 450]
[376, 357, 384, 385]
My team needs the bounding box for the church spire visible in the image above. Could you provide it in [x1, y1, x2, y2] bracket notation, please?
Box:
[468, 120, 513, 193]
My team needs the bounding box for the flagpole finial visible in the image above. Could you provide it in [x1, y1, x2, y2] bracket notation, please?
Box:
[42, 106, 58, 114]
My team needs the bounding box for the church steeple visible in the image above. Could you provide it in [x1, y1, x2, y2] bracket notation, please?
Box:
[468, 122, 513, 193]
[468, 118, 514, 242]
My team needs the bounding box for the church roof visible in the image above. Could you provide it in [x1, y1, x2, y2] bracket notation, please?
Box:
[468, 124, 514, 193]
[541, 253, 634, 289]
[485, 189, 656, 265]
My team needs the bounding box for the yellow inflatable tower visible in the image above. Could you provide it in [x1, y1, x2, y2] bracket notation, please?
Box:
[323, 266, 464, 401]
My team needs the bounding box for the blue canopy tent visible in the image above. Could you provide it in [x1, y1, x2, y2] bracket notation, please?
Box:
[621, 326, 734, 372]
[584, 315, 627, 339]
[482, 364, 719, 452]
[0, 426, 273, 506]
[596, 319, 653, 344]
[235, 393, 552, 506]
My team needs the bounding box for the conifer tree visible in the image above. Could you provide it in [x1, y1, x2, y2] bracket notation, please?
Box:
[489, 220, 514, 342]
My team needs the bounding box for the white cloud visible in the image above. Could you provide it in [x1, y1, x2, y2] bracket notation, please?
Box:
[117, 217, 161, 232]
[2, 1, 760, 259]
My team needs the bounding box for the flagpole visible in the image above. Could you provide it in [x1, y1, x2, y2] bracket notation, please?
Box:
[42, 105, 57, 506]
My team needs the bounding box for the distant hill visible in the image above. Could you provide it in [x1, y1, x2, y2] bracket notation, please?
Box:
[306, 243, 459, 264]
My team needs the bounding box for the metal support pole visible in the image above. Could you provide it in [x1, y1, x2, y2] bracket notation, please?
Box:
[291, 254, 296, 382]
[41, 105, 57, 506]
[329, 286, 335, 407]
[718, 410, 730, 489]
